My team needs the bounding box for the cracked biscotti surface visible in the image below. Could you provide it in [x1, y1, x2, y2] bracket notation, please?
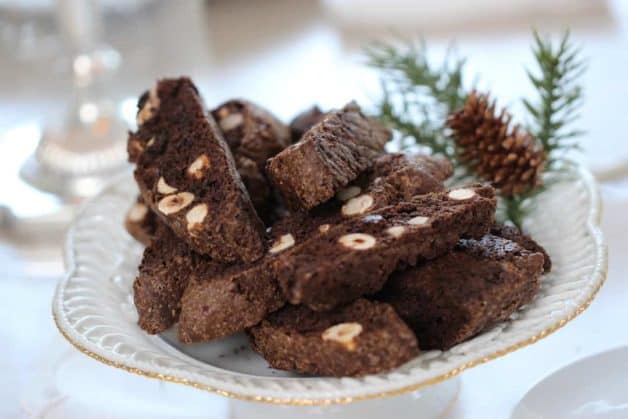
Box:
[288, 105, 326, 143]
[379, 234, 545, 350]
[266, 102, 391, 210]
[248, 299, 419, 377]
[211, 99, 290, 171]
[124, 196, 158, 246]
[273, 184, 497, 311]
[128, 77, 265, 263]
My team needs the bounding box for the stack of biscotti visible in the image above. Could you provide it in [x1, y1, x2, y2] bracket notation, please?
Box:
[125, 76, 550, 378]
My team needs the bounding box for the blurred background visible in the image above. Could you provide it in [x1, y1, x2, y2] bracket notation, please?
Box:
[1, 0, 627, 418]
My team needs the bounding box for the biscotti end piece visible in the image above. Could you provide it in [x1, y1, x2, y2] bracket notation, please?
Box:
[177, 259, 285, 343]
[133, 225, 196, 334]
[267, 102, 391, 210]
[275, 183, 496, 311]
[249, 299, 419, 377]
[380, 234, 545, 350]
[130, 77, 265, 263]
[289, 105, 326, 143]
[491, 223, 552, 272]
[211, 99, 290, 170]
[124, 196, 158, 246]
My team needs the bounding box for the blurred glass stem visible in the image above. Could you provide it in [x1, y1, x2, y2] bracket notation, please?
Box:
[20, 0, 128, 201]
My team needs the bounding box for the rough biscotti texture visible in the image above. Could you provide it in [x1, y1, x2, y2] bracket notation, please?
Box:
[211, 99, 290, 170]
[266, 102, 391, 210]
[274, 184, 497, 311]
[129, 77, 265, 263]
[289, 105, 326, 143]
[124, 196, 158, 246]
[248, 299, 419, 377]
[177, 257, 285, 343]
[491, 223, 552, 272]
[380, 234, 545, 350]
[133, 225, 198, 334]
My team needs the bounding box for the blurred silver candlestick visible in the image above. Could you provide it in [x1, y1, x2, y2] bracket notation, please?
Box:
[20, 0, 128, 200]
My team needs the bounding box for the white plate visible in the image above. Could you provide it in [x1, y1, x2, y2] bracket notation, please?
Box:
[512, 347, 628, 419]
[52, 165, 607, 405]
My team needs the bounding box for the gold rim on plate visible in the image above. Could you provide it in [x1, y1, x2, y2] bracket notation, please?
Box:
[52, 167, 608, 406]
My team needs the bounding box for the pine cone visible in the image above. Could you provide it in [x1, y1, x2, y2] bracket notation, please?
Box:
[447, 91, 545, 196]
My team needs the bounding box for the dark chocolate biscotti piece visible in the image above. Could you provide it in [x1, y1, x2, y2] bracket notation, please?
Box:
[133, 225, 199, 334]
[177, 255, 285, 343]
[129, 77, 265, 263]
[266, 102, 391, 210]
[379, 234, 545, 350]
[491, 223, 552, 272]
[124, 196, 159, 246]
[248, 299, 419, 377]
[212, 99, 290, 170]
[274, 184, 496, 311]
[289, 105, 326, 143]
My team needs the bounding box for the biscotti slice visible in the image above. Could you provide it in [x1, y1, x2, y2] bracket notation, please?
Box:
[275, 184, 496, 311]
[124, 196, 158, 246]
[266, 102, 391, 210]
[288, 105, 326, 143]
[491, 223, 552, 272]
[129, 77, 265, 263]
[177, 256, 285, 343]
[133, 225, 202, 334]
[212, 99, 290, 170]
[379, 234, 545, 350]
[248, 299, 419, 377]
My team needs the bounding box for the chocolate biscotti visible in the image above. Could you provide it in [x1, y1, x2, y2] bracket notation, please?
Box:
[274, 184, 497, 311]
[211, 99, 290, 170]
[266, 102, 391, 210]
[248, 299, 419, 377]
[124, 196, 158, 246]
[128, 77, 265, 263]
[379, 234, 545, 350]
[133, 224, 198, 334]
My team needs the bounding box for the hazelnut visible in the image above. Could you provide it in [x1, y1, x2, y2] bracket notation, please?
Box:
[146, 137, 155, 147]
[338, 233, 376, 250]
[341, 194, 374, 217]
[336, 186, 361, 202]
[126, 203, 148, 223]
[318, 224, 331, 233]
[447, 188, 476, 201]
[387, 226, 406, 238]
[269, 234, 295, 254]
[186, 203, 208, 232]
[187, 154, 210, 179]
[157, 192, 194, 215]
[136, 86, 160, 126]
[157, 177, 177, 194]
[219, 113, 244, 132]
[129, 140, 144, 155]
[322, 322, 363, 351]
[407, 216, 430, 226]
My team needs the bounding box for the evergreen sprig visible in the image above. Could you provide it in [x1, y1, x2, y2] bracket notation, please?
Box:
[366, 31, 586, 229]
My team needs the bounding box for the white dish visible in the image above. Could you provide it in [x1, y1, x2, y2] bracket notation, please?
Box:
[52, 165, 607, 405]
[512, 346, 628, 419]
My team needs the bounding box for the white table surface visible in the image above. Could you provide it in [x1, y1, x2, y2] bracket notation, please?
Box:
[1, 1, 627, 417]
